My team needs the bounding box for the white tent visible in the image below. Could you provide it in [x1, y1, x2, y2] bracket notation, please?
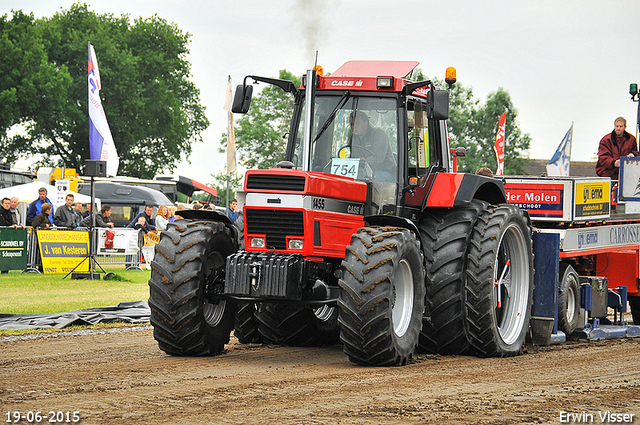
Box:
[0, 181, 99, 226]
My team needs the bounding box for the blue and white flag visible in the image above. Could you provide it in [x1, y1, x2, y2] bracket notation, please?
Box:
[546, 123, 573, 177]
[88, 42, 119, 177]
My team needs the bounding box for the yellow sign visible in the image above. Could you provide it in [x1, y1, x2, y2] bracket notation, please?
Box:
[574, 181, 610, 218]
[144, 231, 160, 246]
[37, 230, 90, 274]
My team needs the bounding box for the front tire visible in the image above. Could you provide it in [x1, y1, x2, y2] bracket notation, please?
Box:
[338, 226, 425, 366]
[149, 220, 237, 356]
[466, 204, 534, 357]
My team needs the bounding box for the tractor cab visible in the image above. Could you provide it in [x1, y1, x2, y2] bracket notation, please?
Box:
[234, 61, 453, 219]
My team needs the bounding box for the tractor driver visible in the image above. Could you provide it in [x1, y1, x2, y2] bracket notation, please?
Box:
[349, 111, 396, 182]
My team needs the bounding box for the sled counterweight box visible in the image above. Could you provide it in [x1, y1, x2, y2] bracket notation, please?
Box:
[580, 276, 608, 318]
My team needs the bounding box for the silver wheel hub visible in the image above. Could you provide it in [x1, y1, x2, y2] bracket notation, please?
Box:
[392, 259, 414, 337]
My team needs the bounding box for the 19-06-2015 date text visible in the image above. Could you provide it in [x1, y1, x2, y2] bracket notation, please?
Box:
[6, 411, 80, 423]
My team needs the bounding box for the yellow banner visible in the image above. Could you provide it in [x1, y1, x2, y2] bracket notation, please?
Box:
[144, 231, 160, 246]
[574, 181, 610, 218]
[37, 230, 90, 274]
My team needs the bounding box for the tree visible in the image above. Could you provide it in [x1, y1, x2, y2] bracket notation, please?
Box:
[220, 70, 301, 170]
[463, 89, 531, 175]
[0, 4, 209, 178]
[414, 70, 530, 175]
[440, 79, 530, 175]
[0, 11, 71, 150]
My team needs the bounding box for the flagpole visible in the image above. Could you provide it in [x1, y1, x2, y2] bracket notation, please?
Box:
[570, 121, 574, 176]
[223, 75, 236, 209]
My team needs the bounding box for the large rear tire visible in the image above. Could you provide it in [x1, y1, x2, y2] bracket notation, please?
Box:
[149, 220, 237, 356]
[417, 203, 482, 355]
[255, 303, 316, 346]
[558, 263, 580, 335]
[466, 204, 534, 357]
[234, 302, 263, 344]
[254, 303, 340, 346]
[338, 226, 425, 366]
[312, 304, 341, 345]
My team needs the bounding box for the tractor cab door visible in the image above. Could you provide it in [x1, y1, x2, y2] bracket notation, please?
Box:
[288, 92, 400, 216]
[405, 95, 451, 177]
[401, 95, 452, 217]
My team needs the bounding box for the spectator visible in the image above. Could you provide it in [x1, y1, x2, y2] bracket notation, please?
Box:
[596, 117, 639, 180]
[192, 203, 203, 210]
[155, 205, 170, 231]
[31, 203, 52, 229]
[168, 206, 178, 223]
[133, 216, 149, 233]
[0, 197, 15, 227]
[227, 198, 239, 223]
[82, 203, 92, 218]
[26, 187, 54, 226]
[0, 197, 15, 274]
[126, 204, 156, 231]
[80, 205, 115, 228]
[476, 167, 494, 177]
[53, 193, 78, 228]
[174, 204, 186, 219]
[73, 202, 84, 227]
[9, 197, 22, 227]
[134, 217, 155, 269]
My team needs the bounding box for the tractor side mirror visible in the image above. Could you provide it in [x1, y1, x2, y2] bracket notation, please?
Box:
[232, 84, 253, 114]
[427, 89, 449, 120]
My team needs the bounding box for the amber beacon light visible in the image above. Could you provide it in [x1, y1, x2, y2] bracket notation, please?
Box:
[445, 67, 457, 89]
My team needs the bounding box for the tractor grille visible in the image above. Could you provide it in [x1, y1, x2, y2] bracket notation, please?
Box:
[245, 209, 304, 250]
[246, 174, 306, 192]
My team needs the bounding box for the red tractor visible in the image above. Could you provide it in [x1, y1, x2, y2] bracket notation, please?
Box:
[149, 61, 534, 366]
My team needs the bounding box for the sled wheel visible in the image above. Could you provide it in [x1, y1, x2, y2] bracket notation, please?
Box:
[558, 263, 580, 334]
[629, 297, 640, 325]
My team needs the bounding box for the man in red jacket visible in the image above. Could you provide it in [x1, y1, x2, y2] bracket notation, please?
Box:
[596, 117, 639, 180]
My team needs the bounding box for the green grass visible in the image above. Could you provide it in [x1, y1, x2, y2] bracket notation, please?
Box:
[0, 269, 151, 315]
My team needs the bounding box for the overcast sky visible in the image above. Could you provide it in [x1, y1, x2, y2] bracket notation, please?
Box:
[4, 0, 640, 183]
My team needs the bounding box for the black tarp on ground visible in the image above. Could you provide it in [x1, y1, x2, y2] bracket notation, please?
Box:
[0, 300, 150, 330]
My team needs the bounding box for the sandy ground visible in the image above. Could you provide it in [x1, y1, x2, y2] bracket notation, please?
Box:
[1, 327, 640, 425]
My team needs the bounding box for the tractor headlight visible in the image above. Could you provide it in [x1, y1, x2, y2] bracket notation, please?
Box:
[288, 238, 304, 250]
[250, 237, 265, 248]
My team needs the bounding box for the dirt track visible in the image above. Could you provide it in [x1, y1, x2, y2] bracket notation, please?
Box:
[1, 327, 640, 425]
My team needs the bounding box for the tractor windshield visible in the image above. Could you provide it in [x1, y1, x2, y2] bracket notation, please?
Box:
[291, 94, 398, 183]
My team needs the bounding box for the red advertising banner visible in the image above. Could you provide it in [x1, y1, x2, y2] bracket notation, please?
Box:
[504, 182, 566, 217]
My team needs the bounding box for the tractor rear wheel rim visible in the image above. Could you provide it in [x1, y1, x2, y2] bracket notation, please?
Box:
[495, 223, 530, 345]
